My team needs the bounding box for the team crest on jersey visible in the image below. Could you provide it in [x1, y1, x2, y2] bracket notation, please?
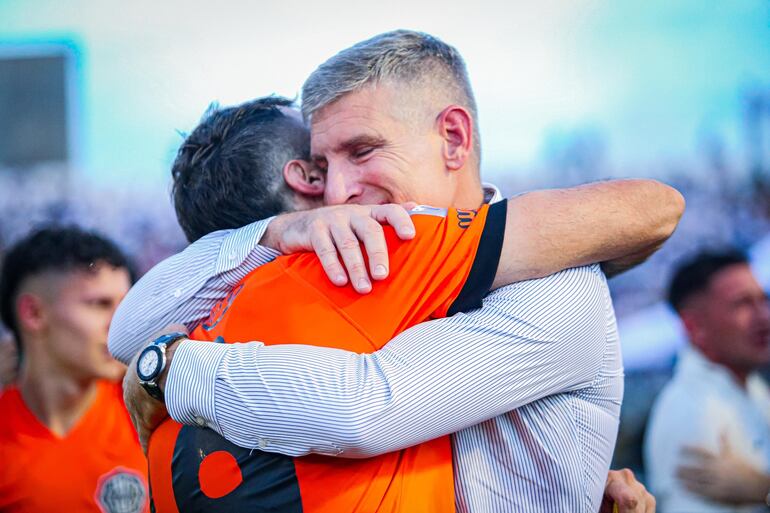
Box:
[456, 209, 478, 229]
[94, 467, 147, 513]
[202, 283, 245, 331]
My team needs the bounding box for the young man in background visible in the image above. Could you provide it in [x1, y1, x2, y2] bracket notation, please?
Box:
[0, 226, 149, 513]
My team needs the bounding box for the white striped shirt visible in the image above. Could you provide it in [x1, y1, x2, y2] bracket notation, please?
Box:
[108, 191, 623, 513]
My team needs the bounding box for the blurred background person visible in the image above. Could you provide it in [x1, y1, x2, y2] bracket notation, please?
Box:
[0, 226, 148, 513]
[645, 250, 770, 512]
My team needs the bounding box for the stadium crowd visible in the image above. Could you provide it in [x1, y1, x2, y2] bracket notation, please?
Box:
[0, 30, 769, 513]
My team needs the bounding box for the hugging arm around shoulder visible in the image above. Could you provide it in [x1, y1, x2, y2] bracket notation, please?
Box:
[166, 265, 612, 457]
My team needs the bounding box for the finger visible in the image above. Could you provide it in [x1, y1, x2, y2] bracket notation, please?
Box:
[676, 467, 714, 488]
[608, 468, 649, 513]
[401, 201, 418, 211]
[680, 445, 713, 461]
[616, 496, 639, 513]
[351, 216, 389, 280]
[644, 492, 656, 513]
[676, 465, 706, 480]
[605, 482, 638, 512]
[309, 222, 348, 286]
[371, 204, 415, 240]
[679, 476, 704, 493]
[329, 222, 371, 294]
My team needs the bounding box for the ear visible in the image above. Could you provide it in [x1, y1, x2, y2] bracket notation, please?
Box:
[283, 159, 325, 197]
[16, 293, 47, 335]
[437, 105, 473, 171]
[680, 310, 708, 350]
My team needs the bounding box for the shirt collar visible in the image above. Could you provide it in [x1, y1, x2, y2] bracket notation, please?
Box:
[482, 183, 503, 204]
[678, 345, 753, 391]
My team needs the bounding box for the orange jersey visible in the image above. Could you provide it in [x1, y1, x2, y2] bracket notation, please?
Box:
[0, 380, 149, 513]
[149, 202, 506, 513]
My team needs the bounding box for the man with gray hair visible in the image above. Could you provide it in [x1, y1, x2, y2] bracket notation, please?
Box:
[117, 30, 672, 512]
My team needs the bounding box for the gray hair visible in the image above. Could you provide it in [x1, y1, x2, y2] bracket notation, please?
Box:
[301, 30, 480, 158]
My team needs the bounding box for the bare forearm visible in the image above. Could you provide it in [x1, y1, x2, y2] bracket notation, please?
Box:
[492, 179, 684, 288]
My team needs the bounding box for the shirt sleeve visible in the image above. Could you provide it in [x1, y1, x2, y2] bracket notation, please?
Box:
[107, 217, 278, 364]
[165, 264, 611, 457]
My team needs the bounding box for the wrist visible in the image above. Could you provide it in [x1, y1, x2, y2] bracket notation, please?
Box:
[136, 331, 187, 402]
[157, 338, 184, 393]
[259, 213, 292, 252]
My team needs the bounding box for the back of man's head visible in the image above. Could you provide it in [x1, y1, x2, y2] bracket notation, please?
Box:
[0, 226, 131, 357]
[667, 249, 749, 313]
[301, 30, 480, 161]
[172, 96, 310, 242]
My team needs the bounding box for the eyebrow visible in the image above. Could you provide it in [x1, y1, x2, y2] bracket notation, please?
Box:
[311, 134, 386, 162]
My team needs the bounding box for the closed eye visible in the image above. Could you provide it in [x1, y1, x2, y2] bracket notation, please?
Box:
[353, 147, 374, 159]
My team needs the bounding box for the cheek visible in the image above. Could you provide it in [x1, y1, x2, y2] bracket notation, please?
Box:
[54, 309, 107, 353]
[358, 162, 407, 198]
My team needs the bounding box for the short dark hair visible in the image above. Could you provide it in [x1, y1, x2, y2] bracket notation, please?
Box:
[172, 96, 309, 242]
[667, 249, 749, 312]
[0, 226, 131, 355]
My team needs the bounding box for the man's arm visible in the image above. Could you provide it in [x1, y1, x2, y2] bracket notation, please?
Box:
[108, 205, 416, 363]
[492, 179, 684, 285]
[165, 265, 609, 456]
[110, 179, 682, 364]
[263, 179, 683, 292]
[108, 218, 279, 364]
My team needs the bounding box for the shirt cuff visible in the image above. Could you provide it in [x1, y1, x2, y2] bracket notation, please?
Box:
[165, 340, 229, 431]
[214, 217, 277, 278]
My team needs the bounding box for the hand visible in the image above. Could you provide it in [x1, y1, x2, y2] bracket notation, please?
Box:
[261, 203, 417, 294]
[122, 325, 188, 453]
[677, 434, 770, 505]
[600, 468, 656, 513]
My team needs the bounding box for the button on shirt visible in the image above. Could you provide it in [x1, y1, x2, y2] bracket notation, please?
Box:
[108, 185, 623, 513]
[645, 346, 770, 513]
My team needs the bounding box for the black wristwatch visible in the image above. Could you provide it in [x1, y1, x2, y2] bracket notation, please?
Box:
[136, 332, 187, 402]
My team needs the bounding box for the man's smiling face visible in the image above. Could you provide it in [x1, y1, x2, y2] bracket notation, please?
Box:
[310, 83, 458, 208]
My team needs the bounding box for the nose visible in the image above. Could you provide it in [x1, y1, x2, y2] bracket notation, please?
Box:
[324, 162, 363, 205]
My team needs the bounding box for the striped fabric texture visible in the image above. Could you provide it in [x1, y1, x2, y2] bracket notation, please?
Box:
[108, 188, 623, 513]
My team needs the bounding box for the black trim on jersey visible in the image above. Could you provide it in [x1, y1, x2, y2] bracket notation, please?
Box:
[171, 425, 303, 512]
[447, 200, 507, 316]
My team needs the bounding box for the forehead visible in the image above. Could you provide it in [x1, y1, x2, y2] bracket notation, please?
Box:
[53, 265, 131, 299]
[309, 85, 404, 154]
[708, 264, 763, 299]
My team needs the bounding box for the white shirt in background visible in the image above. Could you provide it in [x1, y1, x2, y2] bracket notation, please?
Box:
[645, 346, 770, 513]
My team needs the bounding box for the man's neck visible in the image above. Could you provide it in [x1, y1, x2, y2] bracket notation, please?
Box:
[693, 345, 750, 388]
[452, 175, 485, 210]
[17, 355, 99, 437]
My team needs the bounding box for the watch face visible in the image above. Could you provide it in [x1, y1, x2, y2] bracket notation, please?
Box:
[138, 349, 160, 380]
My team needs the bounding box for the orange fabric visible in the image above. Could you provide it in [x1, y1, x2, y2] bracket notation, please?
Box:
[0, 381, 149, 513]
[150, 206, 493, 513]
[147, 418, 182, 513]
